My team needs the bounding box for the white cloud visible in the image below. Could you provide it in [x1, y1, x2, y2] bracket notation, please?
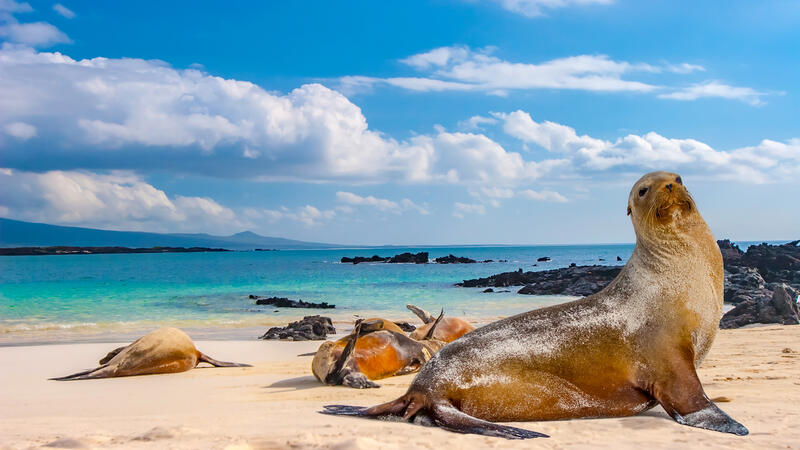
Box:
[495, 110, 800, 183]
[52, 3, 75, 19]
[453, 202, 486, 218]
[658, 81, 769, 106]
[480, 0, 614, 18]
[0, 2, 70, 47]
[336, 191, 429, 215]
[517, 189, 568, 202]
[0, 45, 556, 187]
[345, 46, 763, 105]
[458, 115, 498, 130]
[3, 121, 36, 139]
[259, 205, 336, 227]
[0, 169, 241, 232]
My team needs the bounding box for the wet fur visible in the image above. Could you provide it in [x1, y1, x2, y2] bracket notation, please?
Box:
[322, 171, 748, 438]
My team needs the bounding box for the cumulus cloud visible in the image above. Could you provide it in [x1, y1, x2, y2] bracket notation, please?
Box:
[658, 81, 770, 106]
[0, 45, 555, 186]
[3, 121, 36, 139]
[336, 191, 429, 215]
[480, 0, 614, 18]
[52, 3, 75, 19]
[0, 168, 241, 232]
[495, 110, 800, 183]
[453, 202, 486, 218]
[0, 1, 70, 46]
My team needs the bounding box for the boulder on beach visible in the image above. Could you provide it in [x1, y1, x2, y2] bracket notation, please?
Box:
[250, 295, 335, 309]
[720, 284, 799, 329]
[258, 316, 336, 340]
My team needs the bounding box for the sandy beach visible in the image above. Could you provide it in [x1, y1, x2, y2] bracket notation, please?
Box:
[1, 325, 798, 450]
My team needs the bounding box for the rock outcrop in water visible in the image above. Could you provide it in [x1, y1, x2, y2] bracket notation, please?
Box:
[458, 265, 622, 297]
[258, 315, 336, 340]
[434, 254, 477, 264]
[341, 252, 429, 264]
[250, 295, 335, 309]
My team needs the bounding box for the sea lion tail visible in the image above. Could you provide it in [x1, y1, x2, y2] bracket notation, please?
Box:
[49, 365, 112, 381]
[322, 393, 548, 440]
[197, 352, 252, 368]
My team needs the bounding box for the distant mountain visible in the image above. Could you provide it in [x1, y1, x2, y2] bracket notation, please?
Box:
[0, 218, 339, 250]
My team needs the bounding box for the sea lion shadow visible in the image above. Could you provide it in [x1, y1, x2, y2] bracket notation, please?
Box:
[264, 375, 320, 391]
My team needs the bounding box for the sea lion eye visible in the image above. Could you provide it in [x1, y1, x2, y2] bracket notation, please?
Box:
[638, 187, 648, 197]
[675, 176, 682, 185]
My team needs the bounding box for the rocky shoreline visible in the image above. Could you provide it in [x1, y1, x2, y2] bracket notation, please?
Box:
[0, 246, 230, 256]
[457, 240, 799, 329]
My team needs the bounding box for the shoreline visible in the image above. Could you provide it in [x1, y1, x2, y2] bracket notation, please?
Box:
[1, 325, 797, 449]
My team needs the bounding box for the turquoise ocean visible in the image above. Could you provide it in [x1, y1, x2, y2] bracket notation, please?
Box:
[0, 242, 770, 345]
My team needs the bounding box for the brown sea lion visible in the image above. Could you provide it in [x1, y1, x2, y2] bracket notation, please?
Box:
[51, 327, 250, 380]
[312, 313, 447, 388]
[322, 171, 748, 439]
[407, 304, 475, 342]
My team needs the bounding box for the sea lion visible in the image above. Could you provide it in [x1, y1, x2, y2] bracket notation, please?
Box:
[312, 313, 447, 389]
[406, 304, 475, 342]
[51, 327, 250, 380]
[322, 171, 748, 439]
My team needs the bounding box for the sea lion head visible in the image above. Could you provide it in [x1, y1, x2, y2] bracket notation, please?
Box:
[627, 171, 700, 240]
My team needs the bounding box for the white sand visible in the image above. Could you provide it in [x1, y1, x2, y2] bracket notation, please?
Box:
[1, 326, 798, 449]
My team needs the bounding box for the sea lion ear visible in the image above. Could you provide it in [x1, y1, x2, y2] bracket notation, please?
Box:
[627, 206, 632, 216]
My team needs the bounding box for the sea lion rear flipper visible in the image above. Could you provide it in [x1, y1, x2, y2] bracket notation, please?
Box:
[406, 304, 435, 323]
[49, 365, 113, 381]
[422, 309, 444, 340]
[197, 352, 251, 368]
[429, 402, 548, 440]
[651, 351, 748, 435]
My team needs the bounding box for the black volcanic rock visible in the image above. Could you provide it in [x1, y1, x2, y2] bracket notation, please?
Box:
[720, 284, 799, 329]
[459, 265, 622, 297]
[258, 316, 336, 340]
[389, 252, 429, 263]
[340, 252, 429, 264]
[717, 239, 744, 269]
[739, 241, 800, 287]
[435, 254, 477, 264]
[341, 255, 389, 264]
[250, 295, 335, 309]
[537, 256, 551, 262]
[724, 266, 771, 304]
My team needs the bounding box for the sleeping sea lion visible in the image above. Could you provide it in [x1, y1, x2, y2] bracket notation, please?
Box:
[312, 313, 447, 388]
[322, 171, 748, 439]
[406, 304, 475, 342]
[51, 327, 250, 380]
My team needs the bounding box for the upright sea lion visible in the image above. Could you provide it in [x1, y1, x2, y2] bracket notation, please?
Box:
[406, 304, 475, 342]
[312, 313, 447, 388]
[51, 327, 250, 380]
[322, 171, 748, 439]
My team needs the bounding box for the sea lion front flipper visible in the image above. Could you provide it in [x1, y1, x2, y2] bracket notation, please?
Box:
[341, 372, 380, 389]
[98, 346, 127, 364]
[651, 351, 748, 435]
[197, 352, 251, 368]
[324, 321, 378, 388]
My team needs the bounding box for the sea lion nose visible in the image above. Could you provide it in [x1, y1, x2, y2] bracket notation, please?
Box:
[666, 183, 673, 193]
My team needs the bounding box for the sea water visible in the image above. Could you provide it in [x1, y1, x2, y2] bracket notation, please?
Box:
[0, 243, 766, 345]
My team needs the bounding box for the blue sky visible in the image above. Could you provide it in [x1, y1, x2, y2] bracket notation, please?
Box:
[0, 0, 798, 245]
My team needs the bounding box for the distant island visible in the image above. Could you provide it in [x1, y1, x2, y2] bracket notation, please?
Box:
[0, 246, 230, 256]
